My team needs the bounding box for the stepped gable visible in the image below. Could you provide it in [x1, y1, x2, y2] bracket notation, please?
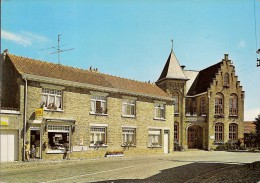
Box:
[157, 51, 188, 82]
[7, 53, 170, 98]
[187, 62, 222, 96]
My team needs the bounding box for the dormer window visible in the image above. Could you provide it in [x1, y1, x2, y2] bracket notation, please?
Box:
[42, 88, 63, 111]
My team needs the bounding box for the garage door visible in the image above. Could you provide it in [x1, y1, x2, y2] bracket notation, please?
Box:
[0, 130, 19, 162]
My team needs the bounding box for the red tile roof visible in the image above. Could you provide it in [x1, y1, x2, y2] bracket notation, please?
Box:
[244, 121, 256, 134]
[7, 54, 171, 98]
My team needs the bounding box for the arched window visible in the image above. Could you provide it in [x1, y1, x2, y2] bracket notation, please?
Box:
[229, 123, 238, 141]
[173, 92, 179, 114]
[215, 123, 224, 143]
[215, 93, 224, 115]
[229, 94, 238, 116]
[224, 73, 229, 86]
[174, 122, 179, 143]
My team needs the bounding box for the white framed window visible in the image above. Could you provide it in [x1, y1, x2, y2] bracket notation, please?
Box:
[42, 88, 63, 110]
[47, 125, 70, 153]
[90, 126, 107, 146]
[122, 128, 136, 146]
[154, 103, 165, 119]
[90, 95, 107, 115]
[148, 129, 161, 147]
[122, 99, 136, 117]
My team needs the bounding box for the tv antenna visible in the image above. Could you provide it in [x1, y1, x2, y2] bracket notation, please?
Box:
[40, 34, 74, 64]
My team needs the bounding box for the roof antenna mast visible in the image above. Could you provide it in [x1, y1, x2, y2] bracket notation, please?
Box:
[48, 34, 74, 65]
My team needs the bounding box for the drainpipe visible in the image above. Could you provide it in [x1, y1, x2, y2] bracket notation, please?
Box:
[23, 78, 28, 161]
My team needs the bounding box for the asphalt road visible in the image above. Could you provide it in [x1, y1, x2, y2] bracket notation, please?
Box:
[1, 151, 260, 183]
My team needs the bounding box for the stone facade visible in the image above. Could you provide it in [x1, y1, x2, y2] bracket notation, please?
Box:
[157, 53, 244, 151]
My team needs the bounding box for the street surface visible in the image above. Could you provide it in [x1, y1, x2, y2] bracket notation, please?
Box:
[1, 151, 260, 183]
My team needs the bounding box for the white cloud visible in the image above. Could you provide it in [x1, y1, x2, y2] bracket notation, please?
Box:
[238, 40, 246, 48]
[2, 29, 31, 47]
[1, 29, 50, 47]
[244, 108, 260, 121]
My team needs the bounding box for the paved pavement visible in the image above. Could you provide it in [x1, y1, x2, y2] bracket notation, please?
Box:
[1, 151, 260, 183]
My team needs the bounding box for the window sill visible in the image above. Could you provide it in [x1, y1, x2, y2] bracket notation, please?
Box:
[46, 149, 66, 154]
[121, 145, 136, 147]
[121, 115, 136, 119]
[229, 115, 238, 117]
[44, 108, 64, 112]
[201, 114, 207, 116]
[174, 113, 179, 117]
[89, 144, 108, 148]
[214, 115, 224, 118]
[89, 112, 108, 116]
[148, 145, 162, 148]
[153, 118, 166, 121]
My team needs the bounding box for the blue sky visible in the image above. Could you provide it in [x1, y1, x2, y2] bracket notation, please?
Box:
[1, 0, 260, 120]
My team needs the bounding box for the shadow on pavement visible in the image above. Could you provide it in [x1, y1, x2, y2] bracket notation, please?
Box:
[96, 161, 260, 183]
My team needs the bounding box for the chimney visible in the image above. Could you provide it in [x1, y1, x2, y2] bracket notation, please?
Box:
[2, 49, 8, 60]
[180, 65, 186, 70]
[224, 54, 229, 61]
[89, 66, 92, 71]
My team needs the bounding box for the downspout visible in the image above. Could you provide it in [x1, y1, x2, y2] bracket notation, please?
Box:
[23, 77, 28, 161]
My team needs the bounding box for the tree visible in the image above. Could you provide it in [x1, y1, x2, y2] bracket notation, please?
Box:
[253, 114, 260, 149]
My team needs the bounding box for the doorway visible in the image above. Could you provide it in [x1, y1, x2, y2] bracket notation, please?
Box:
[30, 129, 41, 159]
[163, 130, 169, 153]
[187, 125, 203, 149]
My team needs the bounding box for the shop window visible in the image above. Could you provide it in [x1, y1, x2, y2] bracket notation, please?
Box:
[42, 88, 63, 110]
[122, 128, 136, 146]
[154, 103, 165, 119]
[90, 126, 107, 146]
[47, 125, 70, 153]
[148, 129, 161, 147]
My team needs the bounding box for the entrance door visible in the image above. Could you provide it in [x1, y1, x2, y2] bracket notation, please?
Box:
[187, 125, 203, 149]
[30, 130, 41, 158]
[164, 131, 169, 153]
[188, 126, 198, 148]
[0, 130, 18, 162]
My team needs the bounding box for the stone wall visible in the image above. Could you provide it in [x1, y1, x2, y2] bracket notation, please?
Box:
[24, 82, 174, 160]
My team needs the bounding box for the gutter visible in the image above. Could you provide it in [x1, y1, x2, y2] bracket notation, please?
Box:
[23, 78, 28, 161]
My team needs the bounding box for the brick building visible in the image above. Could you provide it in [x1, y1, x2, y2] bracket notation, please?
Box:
[0, 48, 244, 162]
